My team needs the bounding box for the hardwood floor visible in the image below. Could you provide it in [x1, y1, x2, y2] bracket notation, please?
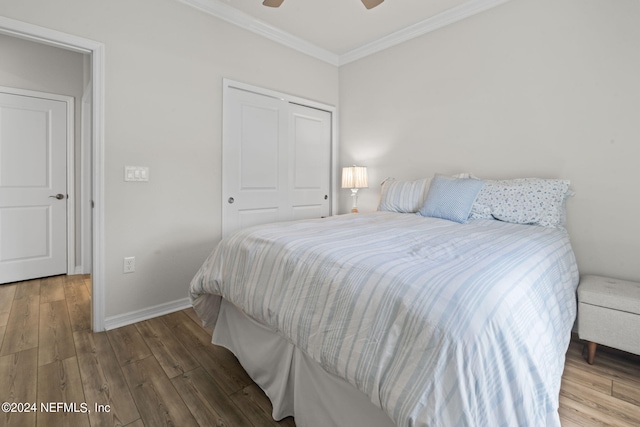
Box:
[0, 275, 293, 427]
[0, 274, 638, 426]
[560, 339, 640, 426]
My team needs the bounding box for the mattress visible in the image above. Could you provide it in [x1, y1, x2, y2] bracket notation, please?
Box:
[213, 298, 395, 426]
[190, 211, 579, 426]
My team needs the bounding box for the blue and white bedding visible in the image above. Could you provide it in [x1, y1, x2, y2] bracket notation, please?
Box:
[190, 211, 579, 427]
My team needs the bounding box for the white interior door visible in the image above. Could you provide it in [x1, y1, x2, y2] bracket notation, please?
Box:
[223, 87, 288, 237]
[289, 104, 331, 220]
[0, 91, 68, 284]
[222, 84, 332, 238]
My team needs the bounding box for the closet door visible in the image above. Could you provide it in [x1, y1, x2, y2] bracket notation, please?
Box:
[289, 104, 331, 220]
[222, 84, 332, 238]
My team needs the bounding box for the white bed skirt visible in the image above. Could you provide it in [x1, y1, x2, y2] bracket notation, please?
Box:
[213, 299, 396, 427]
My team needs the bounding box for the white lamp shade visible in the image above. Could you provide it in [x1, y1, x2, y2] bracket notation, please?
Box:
[341, 166, 368, 189]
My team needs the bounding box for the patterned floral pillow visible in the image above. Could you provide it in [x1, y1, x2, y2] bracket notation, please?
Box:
[378, 178, 429, 213]
[470, 178, 571, 228]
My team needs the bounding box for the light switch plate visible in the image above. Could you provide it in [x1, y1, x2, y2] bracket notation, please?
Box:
[124, 166, 149, 182]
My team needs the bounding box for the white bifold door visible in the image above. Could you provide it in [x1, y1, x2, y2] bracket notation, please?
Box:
[0, 90, 68, 284]
[223, 85, 332, 238]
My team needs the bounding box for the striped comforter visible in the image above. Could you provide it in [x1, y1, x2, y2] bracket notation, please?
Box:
[190, 212, 579, 426]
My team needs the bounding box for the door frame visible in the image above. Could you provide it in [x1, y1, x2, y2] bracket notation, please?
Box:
[222, 78, 339, 225]
[0, 85, 75, 277]
[0, 16, 107, 331]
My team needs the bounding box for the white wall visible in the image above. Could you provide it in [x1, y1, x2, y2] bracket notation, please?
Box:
[4, 0, 638, 321]
[339, 0, 640, 282]
[0, 0, 339, 321]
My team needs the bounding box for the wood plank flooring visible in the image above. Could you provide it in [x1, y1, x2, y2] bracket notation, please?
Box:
[0, 274, 638, 426]
[0, 275, 293, 427]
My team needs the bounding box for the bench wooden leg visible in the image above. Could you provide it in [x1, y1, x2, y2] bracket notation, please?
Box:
[587, 341, 597, 365]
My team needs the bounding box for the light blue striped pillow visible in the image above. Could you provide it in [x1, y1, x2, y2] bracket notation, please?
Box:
[418, 175, 485, 223]
[377, 178, 429, 213]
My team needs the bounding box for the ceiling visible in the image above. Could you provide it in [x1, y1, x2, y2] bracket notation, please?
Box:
[179, 0, 511, 66]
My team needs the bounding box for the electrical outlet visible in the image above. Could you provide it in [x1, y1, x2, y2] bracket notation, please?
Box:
[124, 256, 135, 273]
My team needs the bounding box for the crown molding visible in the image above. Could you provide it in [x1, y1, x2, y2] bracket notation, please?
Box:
[339, 0, 512, 65]
[178, 0, 511, 67]
[178, 0, 340, 66]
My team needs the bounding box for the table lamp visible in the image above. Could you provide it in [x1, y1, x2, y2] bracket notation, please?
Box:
[341, 165, 368, 213]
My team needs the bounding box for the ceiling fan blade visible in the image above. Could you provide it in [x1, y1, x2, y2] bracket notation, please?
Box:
[263, 0, 285, 7]
[361, 0, 384, 9]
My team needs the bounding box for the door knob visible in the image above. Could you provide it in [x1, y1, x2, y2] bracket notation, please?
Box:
[228, 197, 235, 204]
[49, 194, 65, 200]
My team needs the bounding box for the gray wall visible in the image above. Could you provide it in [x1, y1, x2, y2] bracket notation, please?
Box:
[339, 0, 640, 282]
[0, 0, 340, 320]
[4, 0, 638, 322]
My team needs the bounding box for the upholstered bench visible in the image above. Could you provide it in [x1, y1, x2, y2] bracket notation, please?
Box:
[577, 275, 640, 364]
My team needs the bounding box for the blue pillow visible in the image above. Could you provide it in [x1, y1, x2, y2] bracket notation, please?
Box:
[418, 175, 485, 223]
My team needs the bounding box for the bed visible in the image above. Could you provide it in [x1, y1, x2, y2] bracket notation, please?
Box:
[189, 176, 579, 427]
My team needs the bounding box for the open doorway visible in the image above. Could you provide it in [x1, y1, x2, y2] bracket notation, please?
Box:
[0, 85, 76, 283]
[0, 16, 105, 331]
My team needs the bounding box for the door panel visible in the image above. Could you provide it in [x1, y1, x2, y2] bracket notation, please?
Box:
[292, 205, 323, 221]
[289, 105, 331, 219]
[0, 106, 50, 187]
[240, 104, 280, 190]
[238, 208, 279, 230]
[0, 92, 67, 283]
[223, 88, 288, 237]
[0, 206, 50, 260]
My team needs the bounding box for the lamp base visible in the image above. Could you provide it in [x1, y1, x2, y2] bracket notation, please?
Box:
[350, 188, 360, 213]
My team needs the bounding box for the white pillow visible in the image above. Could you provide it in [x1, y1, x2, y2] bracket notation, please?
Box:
[470, 178, 571, 228]
[377, 178, 429, 213]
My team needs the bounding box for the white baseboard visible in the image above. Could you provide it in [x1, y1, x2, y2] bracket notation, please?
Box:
[104, 297, 192, 330]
